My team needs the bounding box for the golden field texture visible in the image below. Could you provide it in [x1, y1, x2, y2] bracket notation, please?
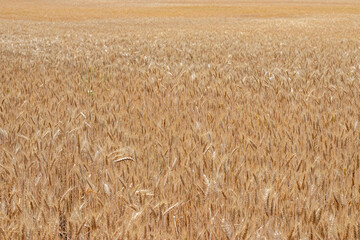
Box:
[1, 2, 360, 239]
[1, 0, 360, 20]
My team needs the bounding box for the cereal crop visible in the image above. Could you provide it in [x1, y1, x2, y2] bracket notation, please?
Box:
[0, 1, 360, 239]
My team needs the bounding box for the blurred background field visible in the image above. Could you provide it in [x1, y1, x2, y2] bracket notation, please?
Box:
[0, 0, 359, 20]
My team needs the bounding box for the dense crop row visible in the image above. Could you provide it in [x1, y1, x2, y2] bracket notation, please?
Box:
[1, 15, 360, 239]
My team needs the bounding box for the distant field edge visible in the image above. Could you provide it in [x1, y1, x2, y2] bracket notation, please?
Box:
[0, 4, 359, 20]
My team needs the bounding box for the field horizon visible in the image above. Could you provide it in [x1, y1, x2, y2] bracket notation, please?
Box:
[1, 0, 360, 20]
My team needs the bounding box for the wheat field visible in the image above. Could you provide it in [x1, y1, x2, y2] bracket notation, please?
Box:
[0, 1, 360, 239]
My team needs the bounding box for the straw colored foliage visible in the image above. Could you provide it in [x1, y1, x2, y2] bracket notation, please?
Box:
[0, 1, 360, 239]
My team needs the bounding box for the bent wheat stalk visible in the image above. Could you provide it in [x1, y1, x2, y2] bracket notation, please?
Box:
[113, 157, 135, 163]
